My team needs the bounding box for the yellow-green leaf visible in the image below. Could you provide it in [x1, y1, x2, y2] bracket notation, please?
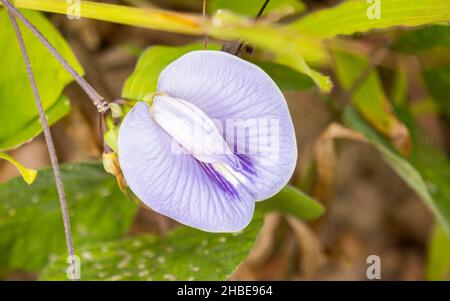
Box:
[427, 224, 450, 280]
[0, 152, 37, 185]
[259, 185, 325, 220]
[333, 49, 410, 153]
[207, 0, 306, 17]
[210, 10, 332, 92]
[7, 1, 330, 91]
[288, 0, 450, 39]
[0, 10, 81, 151]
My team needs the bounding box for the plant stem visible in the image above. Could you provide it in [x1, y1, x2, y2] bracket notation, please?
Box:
[1, 0, 109, 113]
[338, 45, 389, 105]
[256, 0, 271, 18]
[6, 9, 76, 280]
[225, 0, 271, 56]
[202, 0, 208, 49]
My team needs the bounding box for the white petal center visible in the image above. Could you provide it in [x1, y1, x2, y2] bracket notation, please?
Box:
[151, 95, 236, 165]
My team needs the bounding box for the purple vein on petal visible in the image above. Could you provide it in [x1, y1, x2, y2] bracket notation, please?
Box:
[198, 153, 259, 200]
[235, 153, 257, 176]
[199, 162, 239, 198]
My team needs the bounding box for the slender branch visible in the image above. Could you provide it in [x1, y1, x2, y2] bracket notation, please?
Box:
[338, 45, 389, 104]
[202, 0, 209, 49]
[0, 0, 109, 113]
[235, 0, 271, 55]
[222, 0, 271, 56]
[256, 0, 271, 18]
[6, 10, 77, 280]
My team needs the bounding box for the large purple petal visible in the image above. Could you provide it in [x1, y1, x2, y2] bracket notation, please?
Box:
[118, 102, 255, 232]
[157, 50, 297, 201]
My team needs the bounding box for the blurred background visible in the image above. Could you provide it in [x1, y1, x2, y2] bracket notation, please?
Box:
[0, 0, 449, 280]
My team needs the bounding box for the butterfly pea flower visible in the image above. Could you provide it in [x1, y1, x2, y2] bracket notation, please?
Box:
[118, 50, 297, 232]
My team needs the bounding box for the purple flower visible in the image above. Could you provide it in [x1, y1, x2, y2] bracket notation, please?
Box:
[118, 50, 297, 232]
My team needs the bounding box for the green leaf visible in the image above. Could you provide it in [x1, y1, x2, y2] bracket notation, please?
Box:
[258, 185, 324, 220]
[427, 224, 450, 280]
[210, 11, 332, 92]
[122, 44, 220, 100]
[37, 181, 321, 280]
[344, 108, 450, 236]
[423, 65, 450, 117]
[390, 67, 408, 106]
[288, 0, 450, 38]
[333, 49, 409, 153]
[40, 214, 263, 280]
[10, 0, 204, 36]
[9, 0, 318, 63]
[208, 0, 305, 17]
[275, 53, 332, 93]
[251, 60, 315, 91]
[7, 3, 329, 92]
[0, 152, 37, 185]
[104, 126, 119, 153]
[407, 135, 450, 238]
[0, 96, 71, 151]
[103, 115, 120, 153]
[391, 25, 450, 53]
[0, 10, 83, 151]
[0, 163, 138, 271]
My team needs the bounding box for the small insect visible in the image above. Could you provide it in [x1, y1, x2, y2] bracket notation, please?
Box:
[118, 50, 297, 232]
